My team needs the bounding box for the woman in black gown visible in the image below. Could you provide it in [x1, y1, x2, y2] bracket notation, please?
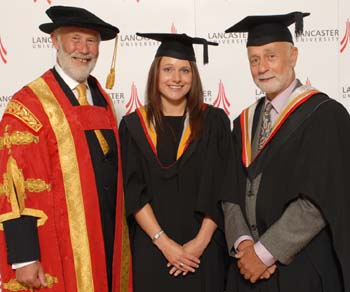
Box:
[120, 33, 233, 292]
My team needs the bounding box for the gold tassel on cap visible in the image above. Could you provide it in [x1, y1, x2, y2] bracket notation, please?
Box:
[106, 35, 119, 89]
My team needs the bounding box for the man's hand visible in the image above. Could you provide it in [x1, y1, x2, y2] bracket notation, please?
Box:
[235, 245, 267, 283]
[260, 264, 277, 280]
[16, 262, 47, 289]
[237, 239, 254, 251]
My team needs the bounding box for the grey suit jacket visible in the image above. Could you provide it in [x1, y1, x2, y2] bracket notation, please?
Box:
[223, 92, 326, 264]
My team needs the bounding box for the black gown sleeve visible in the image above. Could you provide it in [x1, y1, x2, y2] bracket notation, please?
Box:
[3, 216, 40, 264]
[290, 99, 350, 291]
[119, 118, 151, 218]
[195, 108, 235, 230]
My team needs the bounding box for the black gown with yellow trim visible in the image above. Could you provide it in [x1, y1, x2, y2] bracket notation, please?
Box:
[120, 105, 231, 292]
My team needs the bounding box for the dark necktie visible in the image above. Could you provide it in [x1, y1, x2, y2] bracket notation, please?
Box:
[258, 102, 273, 151]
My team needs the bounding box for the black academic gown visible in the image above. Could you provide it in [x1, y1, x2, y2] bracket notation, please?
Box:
[226, 92, 350, 292]
[120, 105, 231, 292]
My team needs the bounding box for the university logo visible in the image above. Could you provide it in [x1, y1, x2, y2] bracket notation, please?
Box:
[0, 95, 12, 110]
[213, 80, 230, 115]
[296, 27, 339, 43]
[32, 35, 54, 49]
[109, 91, 126, 105]
[0, 95, 12, 105]
[125, 82, 143, 114]
[33, 0, 52, 3]
[207, 31, 247, 46]
[342, 86, 350, 99]
[340, 19, 350, 53]
[305, 78, 312, 87]
[171, 23, 177, 34]
[0, 36, 8, 64]
[121, 23, 177, 47]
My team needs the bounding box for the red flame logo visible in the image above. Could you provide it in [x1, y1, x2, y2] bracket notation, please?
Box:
[305, 78, 312, 87]
[213, 80, 231, 115]
[125, 82, 143, 114]
[33, 0, 52, 3]
[0, 36, 8, 64]
[171, 23, 177, 33]
[340, 19, 350, 53]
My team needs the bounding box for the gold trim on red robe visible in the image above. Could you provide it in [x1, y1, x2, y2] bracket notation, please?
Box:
[0, 70, 132, 292]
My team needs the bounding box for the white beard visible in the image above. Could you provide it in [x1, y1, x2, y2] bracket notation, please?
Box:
[255, 68, 294, 97]
[57, 42, 98, 83]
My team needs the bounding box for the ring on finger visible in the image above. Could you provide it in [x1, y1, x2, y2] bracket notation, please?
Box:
[179, 263, 184, 268]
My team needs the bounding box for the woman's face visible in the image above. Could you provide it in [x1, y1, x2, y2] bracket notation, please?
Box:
[158, 56, 192, 106]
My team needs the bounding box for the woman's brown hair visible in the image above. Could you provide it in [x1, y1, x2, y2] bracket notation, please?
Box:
[145, 56, 204, 140]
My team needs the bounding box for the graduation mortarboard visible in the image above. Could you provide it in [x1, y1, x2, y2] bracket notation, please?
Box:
[225, 11, 310, 47]
[40, 6, 120, 89]
[39, 5, 119, 41]
[136, 33, 218, 64]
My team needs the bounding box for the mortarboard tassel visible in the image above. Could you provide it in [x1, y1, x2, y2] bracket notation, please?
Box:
[106, 35, 119, 89]
[202, 40, 209, 64]
[192, 37, 217, 64]
[294, 12, 304, 37]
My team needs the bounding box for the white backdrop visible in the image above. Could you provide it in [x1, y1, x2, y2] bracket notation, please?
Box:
[0, 0, 349, 122]
[0, 0, 349, 290]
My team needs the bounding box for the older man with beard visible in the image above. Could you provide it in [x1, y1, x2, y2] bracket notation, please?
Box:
[222, 12, 350, 292]
[0, 6, 132, 292]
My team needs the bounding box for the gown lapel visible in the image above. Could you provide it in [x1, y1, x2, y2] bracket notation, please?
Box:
[240, 85, 327, 178]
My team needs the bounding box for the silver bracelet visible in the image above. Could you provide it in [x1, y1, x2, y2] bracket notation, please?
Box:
[152, 229, 164, 242]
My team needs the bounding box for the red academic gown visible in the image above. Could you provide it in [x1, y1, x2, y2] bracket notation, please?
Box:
[0, 70, 132, 292]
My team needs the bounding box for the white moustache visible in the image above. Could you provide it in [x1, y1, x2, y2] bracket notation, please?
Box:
[71, 53, 94, 60]
[258, 74, 274, 80]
